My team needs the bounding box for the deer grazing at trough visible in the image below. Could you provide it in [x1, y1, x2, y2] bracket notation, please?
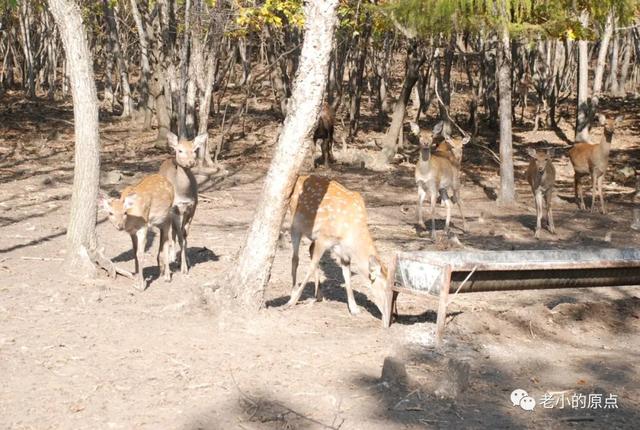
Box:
[526, 147, 556, 239]
[159, 131, 207, 274]
[413, 121, 469, 240]
[568, 114, 623, 214]
[313, 102, 336, 168]
[99, 174, 181, 291]
[285, 175, 390, 321]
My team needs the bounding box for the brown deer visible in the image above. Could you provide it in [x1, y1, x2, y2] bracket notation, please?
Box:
[413, 122, 468, 239]
[313, 102, 336, 168]
[284, 175, 390, 321]
[159, 131, 207, 274]
[525, 147, 556, 239]
[99, 174, 181, 291]
[568, 114, 623, 214]
[516, 73, 532, 123]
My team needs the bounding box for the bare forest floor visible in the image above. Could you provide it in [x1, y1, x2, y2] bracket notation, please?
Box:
[1, 85, 640, 430]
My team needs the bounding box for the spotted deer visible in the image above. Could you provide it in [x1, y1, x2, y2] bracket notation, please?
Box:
[159, 131, 207, 273]
[99, 174, 181, 291]
[413, 122, 468, 239]
[568, 114, 623, 214]
[313, 102, 336, 168]
[526, 147, 556, 239]
[285, 175, 390, 321]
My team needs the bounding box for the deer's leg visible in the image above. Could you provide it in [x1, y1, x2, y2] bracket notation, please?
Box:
[417, 184, 426, 228]
[321, 138, 330, 167]
[575, 175, 585, 210]
[328, 130, 336, 163]
[430, 189, 437, 240]
[290, 230, 302, 289]
[312, 139, 320, 169]
[534, 191, 543, 239]
[134, 227, 148, 291]
[545, 190, 556, 234]
[158, 222, 171, 282]
[179, 209, 191, 274]
[590, 174, 598, 213]
[340, 262, 360, 315]
[130, 233, 139, 274]
[453, 187, 466, 232]
[286, 237, 326, 309]
[441, 189, 452, 234]
[309, 242, 322, 302]
[598, 175, 607, 214]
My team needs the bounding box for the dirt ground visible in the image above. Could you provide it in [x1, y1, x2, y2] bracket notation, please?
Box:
[1, 90, 639, 430]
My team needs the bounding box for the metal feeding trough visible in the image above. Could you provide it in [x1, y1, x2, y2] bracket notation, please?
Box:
[383, 248, 640, 346]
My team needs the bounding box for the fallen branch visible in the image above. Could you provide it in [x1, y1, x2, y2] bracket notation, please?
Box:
[230, 369, 343, 430]
[87, 246, 134, 279]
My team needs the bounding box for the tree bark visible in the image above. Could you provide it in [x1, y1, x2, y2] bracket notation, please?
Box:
[129, 0, 152, 126]
[381, 44, 423, 161]
[592, 10, 614, 98]
[608, 28, 620, 94]
[618, 34, 632, 96]
[575, 11, 591, 143]
[497, 21, 515, 204]
[225, 0, 339, 311]
[48, 0, 101, 277]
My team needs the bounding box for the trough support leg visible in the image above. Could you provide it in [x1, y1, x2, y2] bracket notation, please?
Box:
[436, 266, 452, 348]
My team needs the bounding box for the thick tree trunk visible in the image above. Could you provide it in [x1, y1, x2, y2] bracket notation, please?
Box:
[618, 34, 632, 96]
[592, 10, 614, 99]
[48, 0, 101, 277]
[608, 29, 621, 94]
[348, 15, 372, 137]
[226, 0, 339, 310]
[575, 11, 591, 143]
[113, 5, 133, 117]
[381, 44, 423, 160]
[197, 55, 217, 167]
[497, 23, 515, 205]
[129, 0, 152, 126]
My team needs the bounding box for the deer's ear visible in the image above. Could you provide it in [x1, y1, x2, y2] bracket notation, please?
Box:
[433, 121, 444, 136]
[409, 122, 420, 136]
[193, 133, 208, 151]
[167, 132, 179, 149]
[526, 147, 537, 158]
[123, 193, 138, 210]
[369, 256, 382, 282]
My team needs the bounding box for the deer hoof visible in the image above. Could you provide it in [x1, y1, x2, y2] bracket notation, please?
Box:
[349, 305, 361, 315]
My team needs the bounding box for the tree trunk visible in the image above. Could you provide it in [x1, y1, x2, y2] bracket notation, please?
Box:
[226, 0, 339, 311]
[497, 22, 515, 205]
[618, 34, 632, 96]
[197, 54, 217, 167]
[113, 5, 133, 117]
[48, 0, 101, 277]
[129, 0, 152, 126]
[575, 11, 591, 143]
[592, 10, 614, 99]
[18, 1, 36, 98]
[381, 44, 423, 161]
[608, 28, 620, 94]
